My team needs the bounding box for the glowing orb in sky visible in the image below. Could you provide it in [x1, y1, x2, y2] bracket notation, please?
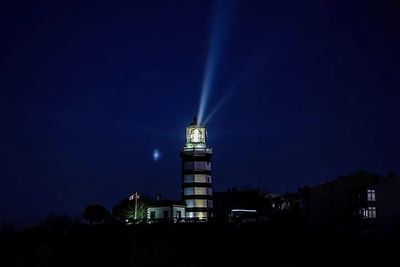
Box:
[153, 149, 161, 162]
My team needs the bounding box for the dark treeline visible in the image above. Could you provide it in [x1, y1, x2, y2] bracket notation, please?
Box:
[1, 218, 398, 267]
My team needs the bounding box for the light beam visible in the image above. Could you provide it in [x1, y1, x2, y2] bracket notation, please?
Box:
[203, 47, 268, 125]
[197, 0, 233, 125]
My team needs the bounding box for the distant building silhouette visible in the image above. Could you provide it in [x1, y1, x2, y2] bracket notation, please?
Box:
[300, 171, 400, 233]
[369, 176, 400, 234]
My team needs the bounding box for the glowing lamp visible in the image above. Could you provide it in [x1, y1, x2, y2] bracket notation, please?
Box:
[185, 121, 207, 149]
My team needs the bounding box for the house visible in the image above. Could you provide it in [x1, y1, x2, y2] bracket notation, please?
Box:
[147, 200, 186, 223]
[299, 171, 400, 233]
[368, 176, 400, 234]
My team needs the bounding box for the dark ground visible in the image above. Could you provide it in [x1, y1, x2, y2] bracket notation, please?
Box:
[0, 221, 398, 267]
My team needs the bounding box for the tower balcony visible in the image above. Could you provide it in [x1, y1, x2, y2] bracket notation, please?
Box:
[181, 147, 212, 155]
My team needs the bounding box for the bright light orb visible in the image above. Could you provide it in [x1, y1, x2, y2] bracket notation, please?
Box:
[153, 149, 161, 162]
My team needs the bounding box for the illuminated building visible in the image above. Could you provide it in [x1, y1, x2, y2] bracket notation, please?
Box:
[180, 118, 213, 221]
[147, 200, 186, 223]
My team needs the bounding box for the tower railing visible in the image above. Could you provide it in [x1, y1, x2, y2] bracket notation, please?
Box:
[181, 147, 212, 154]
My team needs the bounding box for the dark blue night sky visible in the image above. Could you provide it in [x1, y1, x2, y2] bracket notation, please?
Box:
[1, 0, 399, 226]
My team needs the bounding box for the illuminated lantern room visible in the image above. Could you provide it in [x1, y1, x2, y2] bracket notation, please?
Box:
[185, 122, 207, 149]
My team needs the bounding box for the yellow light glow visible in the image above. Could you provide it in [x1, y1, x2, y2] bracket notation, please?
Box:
[186, 126, 206, 144]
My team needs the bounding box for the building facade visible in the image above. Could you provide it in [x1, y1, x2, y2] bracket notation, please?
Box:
[180, 119, 213, 221]
[368, 176, 400, 234]
[147, 200, 186, 223]
[299, 171, 381, 231]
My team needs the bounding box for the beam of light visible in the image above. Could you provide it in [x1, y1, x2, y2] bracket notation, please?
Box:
[203, 46, 269, 125]
[197, 0, 234, 125]
[153, 149, 161, 162]
[203, 83, 236, 125]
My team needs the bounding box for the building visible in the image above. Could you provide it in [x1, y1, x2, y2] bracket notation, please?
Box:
[180, 118, 213, 221]
[300, 171, 400, 234]
[368, 176, 400, 234]
[299, 171, 381, 231]
[147, 200, 186, 223]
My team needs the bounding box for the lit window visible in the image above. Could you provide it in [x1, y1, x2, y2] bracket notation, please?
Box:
[368, 207, 376, 218]
[362, 207, 376, 219]
[367, 189, 376, 202]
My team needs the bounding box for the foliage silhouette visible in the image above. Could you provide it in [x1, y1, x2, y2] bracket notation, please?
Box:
[82, 204, 110, 224]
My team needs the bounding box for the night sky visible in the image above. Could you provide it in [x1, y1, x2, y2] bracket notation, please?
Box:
[1, 0, 399, 226]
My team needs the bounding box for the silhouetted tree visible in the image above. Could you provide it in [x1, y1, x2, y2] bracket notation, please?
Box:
[82, 204, 110, 224]
[112, 194, 154, 223]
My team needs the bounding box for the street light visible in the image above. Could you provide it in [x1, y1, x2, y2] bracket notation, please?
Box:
[129, 192, 140, 221]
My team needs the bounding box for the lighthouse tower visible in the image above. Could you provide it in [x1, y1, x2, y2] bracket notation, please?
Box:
[181, 118, 213, 221]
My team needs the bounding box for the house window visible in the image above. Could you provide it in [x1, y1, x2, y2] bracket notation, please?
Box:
[150, 211, 155, 219]
[367, 189, 376, 201]
[163, 210, 169, 218]
[362, 207, 376, 219]
[368, 207, 376, 218]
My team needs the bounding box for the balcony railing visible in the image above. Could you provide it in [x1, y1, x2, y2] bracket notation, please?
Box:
[182, 147, 212, 154]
